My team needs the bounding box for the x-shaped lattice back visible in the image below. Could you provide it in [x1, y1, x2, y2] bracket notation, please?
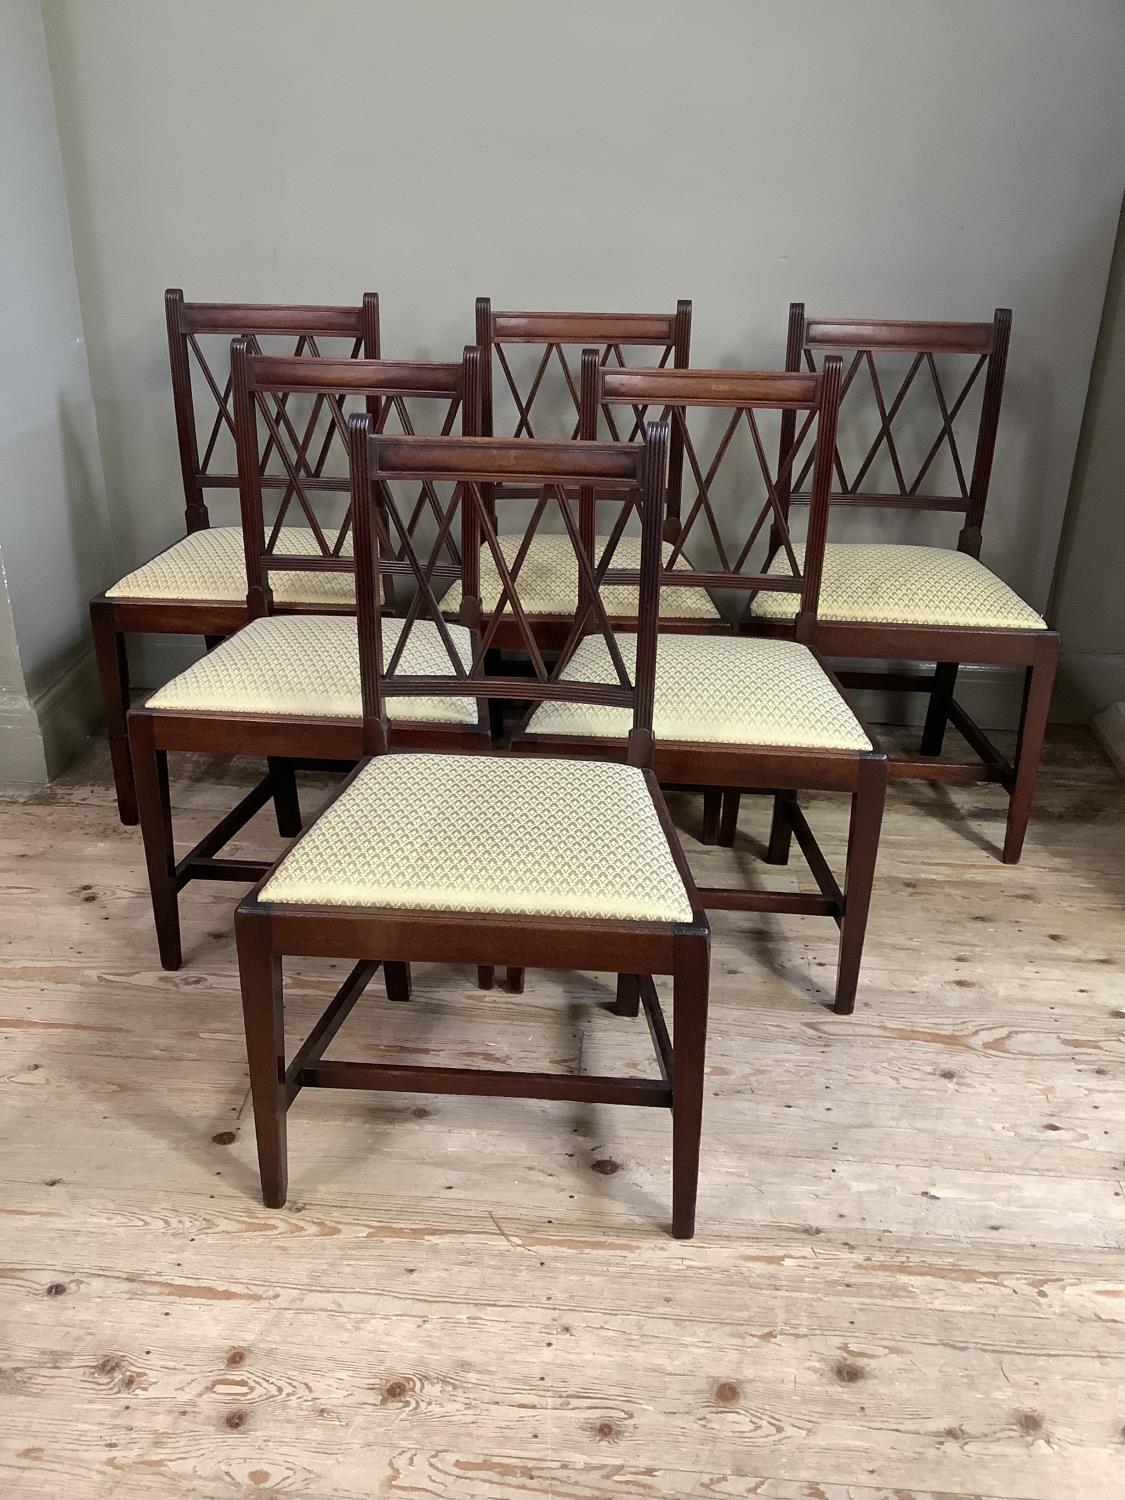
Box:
[475, 300, 691, 532]
[585, 358, 843, 640]
[165, 289, 379, 533]
[785, 305, 1011, 554]
[230, 343, 480, 617]
[350, 421, 669, 758]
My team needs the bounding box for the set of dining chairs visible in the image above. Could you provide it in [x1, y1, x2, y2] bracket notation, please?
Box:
[89, 290, 1059, 1238]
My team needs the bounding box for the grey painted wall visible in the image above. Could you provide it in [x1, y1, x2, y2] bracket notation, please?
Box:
[1051, 197, 1125, 721]
[0, 0, 111, 780]
[30, 0, 1125, 711]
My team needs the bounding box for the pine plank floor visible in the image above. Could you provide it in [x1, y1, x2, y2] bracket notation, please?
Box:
[0, 729, 1122, 1499]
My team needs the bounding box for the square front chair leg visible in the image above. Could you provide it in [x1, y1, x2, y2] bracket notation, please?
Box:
[90, 601, 137, 826]
[920, 662, 959, 757]
[235, 911, 287, 1209]
[671, 935, 710, 1240]
[833, 757, 887, 1017]
[1003, 633, 1060, 865]
[128, 711, 182, 971]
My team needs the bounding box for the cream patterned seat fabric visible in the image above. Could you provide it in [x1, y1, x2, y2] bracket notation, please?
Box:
[442, 533, 720, 620]
[526, 634, 871, 752]
[260, 753, 694, 923]
[106, 527, 355, 607]
[749, 542, 1046, 630]
[146, 615, 478, 726]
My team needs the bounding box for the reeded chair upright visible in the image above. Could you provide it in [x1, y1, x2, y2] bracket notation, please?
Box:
[747, 305, 1059, 863]
[91, 290, 380, 826]
[514, 353, 887, 1016]
[233, 419, 711, 1238]
[441, 298, 722, 648]
[128, 343, 487, 971]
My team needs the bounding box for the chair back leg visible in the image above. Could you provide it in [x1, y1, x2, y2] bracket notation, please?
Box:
[383, 962, 413, 1003]
[267, 758, 302, 838]
[765, 790, 796, 864]
[920, 661, 960, 757]
[834, 757, 887, 1015]
[700, 789, 723, 845]
[614, 973, 642, 1018]
[718, 789, 741, 848]
[236, 912, 288, 1208]
[128, 713, 182, 970]
[1003, 634, 1060, 864]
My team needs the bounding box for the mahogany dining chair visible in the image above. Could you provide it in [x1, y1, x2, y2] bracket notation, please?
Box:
[234, 418, 712, 1237]
[745, 305, 1058, 863]
[91, 290, 379, 825]
[513, 353, 887, 1016]
[128, 343, 486, 971]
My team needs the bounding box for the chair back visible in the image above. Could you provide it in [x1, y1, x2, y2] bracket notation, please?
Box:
[582, 357, 842, 643]
[231, 341, 481, 617]
[348, 423, 669, 765]
[475, 298, 691, 535]
[165, 289, 380, 533]
[784, 303, 1011, 556]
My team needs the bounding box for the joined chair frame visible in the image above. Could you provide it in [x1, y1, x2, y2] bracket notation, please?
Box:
[514, 353, 887, 1015]
[128, 343, 487, 972]
[235, 421, 712, 1239]
[91, 290, 380, 826]
[471, 298, 697, 651]
[745, 304, 1059, 864]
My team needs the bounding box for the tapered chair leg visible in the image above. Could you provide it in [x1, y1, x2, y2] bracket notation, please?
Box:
[834, 758, 887, 1016]
[267, 758, 302, 838]
[91, 602, 137, 826]
[384, 962, 413, 1002]
[235, 913, 288, 1208]
[717, 790, 740, 847]
[614, 974, 641, 1018]
[484, 650, 506, 742]
[920, 662, 959, 757]
[766, 791, 795, 865]
[671, 938, 709, 1240]
[128, 714, 182, 971]
[700, 789, 722, 845]
[1003, 634, 1059, 865]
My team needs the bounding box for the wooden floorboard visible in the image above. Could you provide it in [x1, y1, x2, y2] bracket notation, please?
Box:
[0, 729, 1123, 1498]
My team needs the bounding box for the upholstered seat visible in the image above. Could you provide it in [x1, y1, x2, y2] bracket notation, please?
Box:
[526, 633, 871, 751]
[259, 752, 694, 923]
[145, 614, 478, 725]
[749, 542, 1046, 631]
[106, 527, 355, 607]
[442, 533, 721, 621]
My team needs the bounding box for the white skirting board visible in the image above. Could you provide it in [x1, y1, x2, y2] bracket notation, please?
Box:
[0, 639, 100, 784]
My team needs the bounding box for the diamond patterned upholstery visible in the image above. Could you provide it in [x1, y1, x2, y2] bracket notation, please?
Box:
[526, 633, 871, 751]
[145, 614, 478, 725]
[106, 527, 355, 607]
[259, 753, 694, 923]
[749, 542, 1046, 630]
[442, 533, 720, 620]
